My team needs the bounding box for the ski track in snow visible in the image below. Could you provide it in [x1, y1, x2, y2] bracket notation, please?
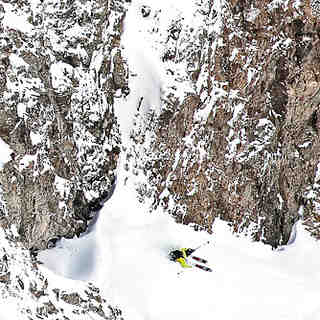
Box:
[36, 1, 320, 319]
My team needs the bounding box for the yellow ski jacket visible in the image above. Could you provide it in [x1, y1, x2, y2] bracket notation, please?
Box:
[176, 248, 192, 268]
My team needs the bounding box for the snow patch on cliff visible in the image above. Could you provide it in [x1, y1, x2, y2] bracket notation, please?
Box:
[2, 4, 33, 33]
[0, 138, 12, 169]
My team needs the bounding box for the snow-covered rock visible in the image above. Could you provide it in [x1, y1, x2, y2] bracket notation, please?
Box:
[1, 0, 320, 318]
[125, 0, 320, 247]
[0, 0, 128, 250]
[0, 225, 123, 320]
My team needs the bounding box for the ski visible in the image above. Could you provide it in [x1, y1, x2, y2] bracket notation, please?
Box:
[191, 256, 208, 264]
[193, 263, 212, 272]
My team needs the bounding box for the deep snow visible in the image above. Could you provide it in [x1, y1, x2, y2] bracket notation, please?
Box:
[1, 0, 320, 319]
[39, 172, 320, 320]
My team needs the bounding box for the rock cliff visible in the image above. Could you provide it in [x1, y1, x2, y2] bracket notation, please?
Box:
[3, 0, 319, 258]
[0, 0, 128, 317]
[0, 0, 128, 250]
[129, 0, 320, 248]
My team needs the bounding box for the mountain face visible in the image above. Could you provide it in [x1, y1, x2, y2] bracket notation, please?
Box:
[129, 0, 320, 248]
[0, 0, 128, 317]
[0, 0, 128, 250]
[1, 0, 320, 318]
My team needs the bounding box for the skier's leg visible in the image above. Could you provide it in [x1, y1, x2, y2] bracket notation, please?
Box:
[177, 257, 192, 268]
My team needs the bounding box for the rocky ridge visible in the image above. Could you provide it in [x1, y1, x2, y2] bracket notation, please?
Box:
[0, 0, 128, 250]
[128, 0, 320, 248]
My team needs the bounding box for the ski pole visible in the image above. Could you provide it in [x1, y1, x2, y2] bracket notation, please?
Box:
[193, 240, 210, 252]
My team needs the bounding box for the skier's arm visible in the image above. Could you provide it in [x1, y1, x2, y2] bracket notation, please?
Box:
[181, 248, 194, 257]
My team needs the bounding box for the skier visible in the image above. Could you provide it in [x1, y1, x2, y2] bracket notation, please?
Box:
[169, 248, 193, 268]
[169, 242, 213, 272]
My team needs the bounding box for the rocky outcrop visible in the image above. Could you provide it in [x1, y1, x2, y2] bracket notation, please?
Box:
[131, 0, 320, 247]
[0, 227, 124, 320]
[0, 0, 128, 249]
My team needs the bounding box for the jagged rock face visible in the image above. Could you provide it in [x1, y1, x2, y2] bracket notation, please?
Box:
[0, 0, 128, 249]
[133, 0, 320, 247]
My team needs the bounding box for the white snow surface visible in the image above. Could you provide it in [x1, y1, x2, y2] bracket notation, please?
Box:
[0, 138, 12, 169]
[13, 0, 320, 319]
[39, 178, 320, 320]
[0, 300, 23, 319]
[2, 4, 34, 34]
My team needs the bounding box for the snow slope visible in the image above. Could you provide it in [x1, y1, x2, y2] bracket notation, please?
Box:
[0, 300, 22, 320]
[38, 1, 320, 319]
[39, 172, 320, 320]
